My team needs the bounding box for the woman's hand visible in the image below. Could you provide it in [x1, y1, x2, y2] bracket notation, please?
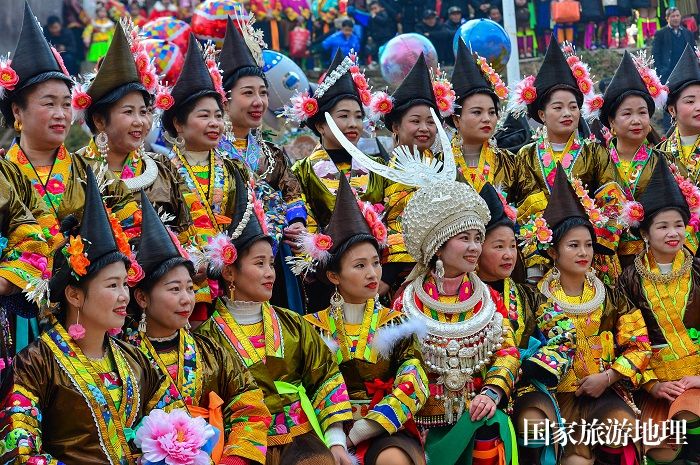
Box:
[329, 445, 353, 465]
[650, 381, 686, 401]
[283, 222, 306, 252]
[469, 394, 497, 421]
[574, 372, 611, 398]
[678, 376, 700, 390]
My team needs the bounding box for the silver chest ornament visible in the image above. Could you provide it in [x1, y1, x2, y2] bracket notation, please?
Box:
[403, 276, 506, 424]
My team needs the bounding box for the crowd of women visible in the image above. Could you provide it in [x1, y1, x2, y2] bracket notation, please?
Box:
[0, 1, 699, 464]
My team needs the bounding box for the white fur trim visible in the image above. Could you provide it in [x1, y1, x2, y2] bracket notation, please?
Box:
[320, 331, 339, 353]
[372, 316, 427, 359]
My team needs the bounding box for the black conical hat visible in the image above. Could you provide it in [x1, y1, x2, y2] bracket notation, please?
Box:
[316, 49, 361, 113]
[638, 155, 690, 221]
[79, 166, 120, 260]
[452, 38, 492, 103]
[388, 53, 437, 117]
[324, 173, 373, 254]
[49, 166, 121, 300]
[542, 164, 587, 230]
[87, 23, 143, 104]
[227, 168, 269, 253]
[528, 35, 580, 123]
[666, 45, 700, 106]
[137, 190, 190, 277]
[11, 1, 71, 93]
[220, 17, 259, 90]
[170, 34, 220, 108]
[479, 183, 513, 231]
[600, 51, 653, 127]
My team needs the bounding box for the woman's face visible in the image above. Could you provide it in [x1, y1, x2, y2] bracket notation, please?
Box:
[453, 93, 498, 146]
[316, 98, 363, 148]
[437, 230, 483, 278]
[538, 89, 580, 142]
[670, 84, 700, 136]
[12, 79, 72, 151]
[224, 240, 276, 302]
[643, 209, 686, 262]
[94, 91, 148, 157]
[136, 265, 195, 336]
[226, 76, 268, 132]
[548, 226, 593, 279]
[610, 95, 650, 146]
[393, 104, 437, 153]
[175, 96, 224, 152]
[67, 261, 130, 333]
[477, 225, 517, 281]
[326, 241, 381, 304]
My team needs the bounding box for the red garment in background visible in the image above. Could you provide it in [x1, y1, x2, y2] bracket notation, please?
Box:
[289, 27, 311, 57]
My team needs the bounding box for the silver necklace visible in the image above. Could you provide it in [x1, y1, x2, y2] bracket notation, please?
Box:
[540, 274, 606, 314]
[413, 272, 485, 315]
[120, 154, 159, 192]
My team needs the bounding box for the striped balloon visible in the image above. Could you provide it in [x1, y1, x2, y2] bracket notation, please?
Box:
[191, 0, 248, 46]
[142, 39, 185, 86]
[141, 17, 192, 55]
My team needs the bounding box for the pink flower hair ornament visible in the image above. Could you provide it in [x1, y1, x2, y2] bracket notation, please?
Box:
[70, 82, 93, 123]
[475, 54, 508, 100]
[281, 91, 319, 123]
[506, 75, 537, 118]
[561, 42, 603, 122]
[619, 200, 645, 228]
[631, 50, 668, 112]
[431, 65, 456, 117]
[285, 231, 333, 277]
[0, 54, 19, 100]
[133, 408, 219, 465]
[205, 233, 238, 276]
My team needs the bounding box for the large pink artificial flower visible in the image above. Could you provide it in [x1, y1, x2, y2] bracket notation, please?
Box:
[134, 408, 216, 465]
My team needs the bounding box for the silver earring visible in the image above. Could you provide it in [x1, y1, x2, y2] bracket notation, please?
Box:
[138, 309, 147, 332]
[586, 267, 596, 286]
[551, 261, 561, 281]
[184, 321, 191, 332]
[488, 137, 497, 150]
[96, 131, 109, 158]
[435, 258, 445, 294]
[224, 114, 235, 142]
[330, 286, 344, 318]
[643, 237, 649, 253]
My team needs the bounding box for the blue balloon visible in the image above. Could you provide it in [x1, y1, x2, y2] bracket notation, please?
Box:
[452, 19, 511, 71]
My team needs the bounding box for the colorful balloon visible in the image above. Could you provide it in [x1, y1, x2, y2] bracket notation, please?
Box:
[261, 50, 310, 132]
[142, 39, 185, 86]
[452, 19, 511, 72]
[141, 18, 191, 55]
[191, 0, 248, 46]
[379, 33, 438, 88]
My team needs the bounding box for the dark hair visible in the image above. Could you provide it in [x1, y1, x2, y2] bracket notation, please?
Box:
[540, 85, 583, 110]
[135, 257, 195, 293]
[638, 206, 689, 234]
[607, 92, 654, 123]
[307, 95, 364, 138]
[86, 83, 152, 133]
[385, 102, 439, 134]
[341, 19, 355, 28]
[449, 90, 500, 128]
[324, 234, 379, 277]
[0, 78, 72, 128]
[46, 15, 62, 27]
[161, 93, 224, 138]
[223, 66, 269, 93]
[666, 6, 680, 16]
[486, 219, 516, 234]
[551, 216, 596, 252]
[207, 236, 274, 283]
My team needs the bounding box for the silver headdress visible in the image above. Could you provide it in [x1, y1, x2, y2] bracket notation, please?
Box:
[325, 108, 490, 281]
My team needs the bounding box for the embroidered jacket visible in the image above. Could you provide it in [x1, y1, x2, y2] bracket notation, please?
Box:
[0, 321, 182, 465]
[78, 142, 192, 236]
[125, 329, 271, 463]
[196, 300, 354, 446]
[533, 277, 652, 392]
[618, 253, 700, 383]
[304, 301, 429, 436]
[291, 146, 388, 234]
[5, 144, 141, 240]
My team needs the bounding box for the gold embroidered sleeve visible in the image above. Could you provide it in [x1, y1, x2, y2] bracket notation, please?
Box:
[609, 290, 652, 388]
